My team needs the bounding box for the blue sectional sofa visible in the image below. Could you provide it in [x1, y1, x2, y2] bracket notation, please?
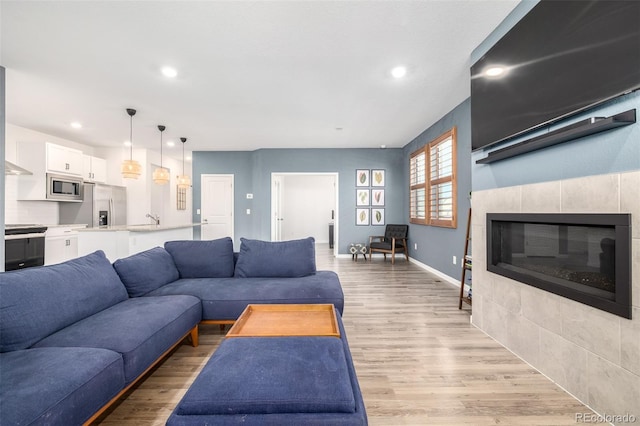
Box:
[116, 237, 344, 322]
[0, 237, 344, 425]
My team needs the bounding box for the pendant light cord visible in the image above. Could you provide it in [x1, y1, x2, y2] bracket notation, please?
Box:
[180, 137, 187, 175]
[129, 114, 133, 160]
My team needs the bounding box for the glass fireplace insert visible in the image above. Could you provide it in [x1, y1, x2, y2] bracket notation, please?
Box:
[487, 213, 631, 319]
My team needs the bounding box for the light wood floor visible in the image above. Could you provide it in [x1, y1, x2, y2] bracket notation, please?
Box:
[96, 245, 593, 425]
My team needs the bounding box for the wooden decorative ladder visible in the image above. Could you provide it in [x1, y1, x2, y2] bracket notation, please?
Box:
[458, 208, 472, 309]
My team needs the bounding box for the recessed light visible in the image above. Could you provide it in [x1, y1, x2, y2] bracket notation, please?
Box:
[484, 66, 507, 78]
[161, 66, 178, 78]
[123, 141, 132, 147]
[380, 144, 387, 149]
[186, 156, 192, 161]
[391, 66, 407, 79]
[166, 141, 175, 147]
[70, 122, 82, 129]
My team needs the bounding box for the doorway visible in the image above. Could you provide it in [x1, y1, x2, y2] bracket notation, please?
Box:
[200, 174, 234, 241]
[271, 173, 338, 256]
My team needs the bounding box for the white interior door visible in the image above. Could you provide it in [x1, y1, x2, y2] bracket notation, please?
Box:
[271, 175, 284, 241]
[201, 174, 234, 240]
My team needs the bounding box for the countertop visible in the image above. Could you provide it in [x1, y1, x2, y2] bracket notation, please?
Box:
[46, 224, 89, 229]
[75, 223, 202, 232]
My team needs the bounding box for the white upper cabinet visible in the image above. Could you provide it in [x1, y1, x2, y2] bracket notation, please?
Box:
[17, 141, 88, 201]
[46, 143, 83, 176]
[83, 155, 107, 183]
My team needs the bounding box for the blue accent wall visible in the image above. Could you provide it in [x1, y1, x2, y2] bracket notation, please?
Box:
[470, 0, 640, 191]
[402, 99, 472, 280]
[472, 92, 640, 191]
[192, 148, 405, 253]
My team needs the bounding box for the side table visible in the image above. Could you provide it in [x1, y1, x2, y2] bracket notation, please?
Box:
[349, 243, 368, 262]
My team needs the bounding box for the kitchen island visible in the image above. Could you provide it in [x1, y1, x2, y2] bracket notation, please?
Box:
[76, 223, 202, 262]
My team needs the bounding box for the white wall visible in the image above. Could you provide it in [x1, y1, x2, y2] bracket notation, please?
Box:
[281, 174, 335, 243]
[145, 149, 193, 227]
[4, 124, 74, 224]
[4, 124, 192, 227]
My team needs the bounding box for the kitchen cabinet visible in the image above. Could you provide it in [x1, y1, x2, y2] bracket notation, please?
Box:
[17, 141, 88, 201]
[45, 226, 79, 265]
[16, 141, 83, 176]
[45, 143, 83, 176]
[83, 155, 107, 183]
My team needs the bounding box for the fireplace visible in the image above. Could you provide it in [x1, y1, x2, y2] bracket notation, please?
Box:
[487, 213, 632, 319]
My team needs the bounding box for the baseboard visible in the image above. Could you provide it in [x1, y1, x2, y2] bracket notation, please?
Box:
[408, 257, 459, 287]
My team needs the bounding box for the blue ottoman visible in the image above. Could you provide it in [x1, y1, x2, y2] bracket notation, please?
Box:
[166, 314, 367, 425]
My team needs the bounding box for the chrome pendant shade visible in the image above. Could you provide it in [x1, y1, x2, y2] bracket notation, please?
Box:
[152, 125, 170, 185]
[121, 108, 142, 179]
[177, 137, 191, 188]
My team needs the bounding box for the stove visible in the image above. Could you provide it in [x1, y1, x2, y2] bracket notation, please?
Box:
[4, 224, 48, 271]
[5, 224, 49, 235]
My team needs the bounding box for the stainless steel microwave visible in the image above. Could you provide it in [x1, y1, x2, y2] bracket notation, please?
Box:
[46, 173, 83, 201]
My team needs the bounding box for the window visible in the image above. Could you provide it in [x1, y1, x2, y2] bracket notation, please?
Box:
[410, 149, 427, 224]
[409, 127, 457, 228]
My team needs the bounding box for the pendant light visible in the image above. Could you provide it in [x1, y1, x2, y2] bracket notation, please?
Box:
[121, 108, 142, 179]
[152, 125, 170, 185]
[177, 137, 191, 188]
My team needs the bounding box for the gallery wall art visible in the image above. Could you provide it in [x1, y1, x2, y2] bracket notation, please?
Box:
[354, 169, 385, 226]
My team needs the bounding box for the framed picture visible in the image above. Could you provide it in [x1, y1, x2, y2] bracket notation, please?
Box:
[371, 169, 385, 187]
[371, 208, 385, 226]
[356, 189, 370, 206]
[356, 169, 370, 187]
[371, 189, 384, 206]
[356, 208, 369, 226]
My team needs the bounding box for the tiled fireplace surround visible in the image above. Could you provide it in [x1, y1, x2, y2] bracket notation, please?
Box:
[471, 171, 640, 422]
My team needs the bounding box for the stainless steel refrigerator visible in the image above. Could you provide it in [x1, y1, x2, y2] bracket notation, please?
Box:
[59, 182, 127, 227]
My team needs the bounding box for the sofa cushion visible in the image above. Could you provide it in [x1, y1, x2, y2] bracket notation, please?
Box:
[113, 247, 180, 297]
[0, 250, 128, 352]
[0, 347, 124, 426]
[165, 238, 235, 278]
[33, 295, 201, 384]
[234, 237, 316, 278]
[176, 336, 355, 415]
[146, 271, 344, 320]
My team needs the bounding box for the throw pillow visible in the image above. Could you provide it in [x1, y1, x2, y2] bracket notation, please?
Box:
[234, 237, 316, 278]
[113, 247, 179, 297]
[164, 237, 235, 278]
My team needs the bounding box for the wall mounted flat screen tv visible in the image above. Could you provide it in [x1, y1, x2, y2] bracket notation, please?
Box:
[471, 0, 640, 151]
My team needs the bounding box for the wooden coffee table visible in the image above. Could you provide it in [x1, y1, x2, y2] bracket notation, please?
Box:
[226, 304, 340, 338]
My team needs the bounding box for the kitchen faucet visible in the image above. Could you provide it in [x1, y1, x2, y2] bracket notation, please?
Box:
[146, 213, 160, 225]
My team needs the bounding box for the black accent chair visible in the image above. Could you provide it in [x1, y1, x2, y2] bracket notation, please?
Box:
[368, 224, 409, 264]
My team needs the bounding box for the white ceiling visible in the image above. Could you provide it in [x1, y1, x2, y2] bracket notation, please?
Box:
[1, 1, 518, 156]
